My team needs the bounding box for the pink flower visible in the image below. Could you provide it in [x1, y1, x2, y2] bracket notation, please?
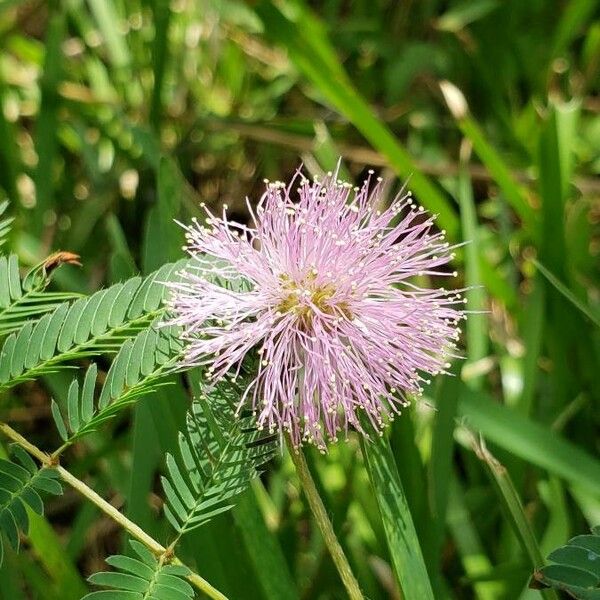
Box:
[168, 168, 464, 449]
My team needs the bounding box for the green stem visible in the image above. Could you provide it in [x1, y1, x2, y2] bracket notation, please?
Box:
[286, 436, 363, 600]
[0, 421, 228, 600]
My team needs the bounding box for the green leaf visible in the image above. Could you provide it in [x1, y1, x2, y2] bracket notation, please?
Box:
[0, 254, 77, 338]
[0, 200, 13, 248]
[51, 400, 68, 442]
[83, 540, 194, 600]
[255, 1, 459, 239]
[533, 259, 600, 329]
[0, 260, 187, 391]
[548, 546, 600, 578]
[457, 162, 488, 388]
[52, 325, 184, 447]
[459, 388, 600, 496]
[472, 440, 558, 600]
[162, 380, 277, 537]
[106, 555, 155, 580]
[0, 448, 63, 567]
[360, 424, 435, 600]
[538, 564, 599, 588]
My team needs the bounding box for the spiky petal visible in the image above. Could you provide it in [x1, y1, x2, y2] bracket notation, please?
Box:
[168, 168, 465, 449]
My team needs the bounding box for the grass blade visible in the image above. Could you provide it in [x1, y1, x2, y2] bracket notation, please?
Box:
[32, 10, 64, 234]
[457, 149, 488, 388]
[256, 2, 459, 239]
[447, 476, 504, 600]
[149, 0, 172, 129]
[360, 427, 435, 600]
[233, 491, 298, 600]
[533, 259, 600, 329]
[473, 445, 560, 600]
[459, 388, 600, 495]
[440, 81, 535, 230]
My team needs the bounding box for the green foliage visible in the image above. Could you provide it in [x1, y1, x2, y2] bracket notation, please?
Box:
[0, 446, 62, 567]
[0, 0, 597, 598]
[0, 253, 80, 337]
[51, 324, 184, 445]
[532, 527, 600, 599]
[162, 382, 277, 537]
[0, 260, 187, 390]
[534, 259, 600, 329]
[360, 422, 435, 599]
[0, 201, 13, 248]
[83, 540, 193, 600]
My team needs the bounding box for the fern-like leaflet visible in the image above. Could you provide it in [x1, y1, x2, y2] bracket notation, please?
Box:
[0, 252, 82, 338]
[0, 259, 188, 391]
[83, 540, 193, 600]
[51, 324, 184, 447]
[0, 445, 63, 566]
[531, 527, 600, 599]
[162, 381, 278, 537]
[0, 200, 13, 248]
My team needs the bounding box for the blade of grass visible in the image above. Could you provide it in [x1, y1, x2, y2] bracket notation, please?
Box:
[551, 0, 599, 62]
[16, 555, 64, 600]
[539, 478, 570, 556]
[538, 101, 584, 412]
[86, 0, 130, 70]
[470, 437, 559, 600]
[539, 101, 579, 279]
[459, 388, 600, 495]
[440, 81, 536, 231]
[360, 425, 435, 600]
[149, 0, 172, 129]
[233, 491, 299, 600]
[473, 438, 544, 569]
[533, 259, 600, 329]
[310, 121, 352, 181]
[458, 144, 488, 389]
[516, 279, 545, 415]
[0, 547, 25, 600]
[105, 214, 137, 282]
[32, 10, 65, 234]
[389, 410, 428, 547]
[426, 374, 460, 585]
[0, 76, 20, 204]
[256, 1, 459, 239]
[26, 512, 89, 600]
[155, 157, 185, 263]
[447, 475, 504, 600]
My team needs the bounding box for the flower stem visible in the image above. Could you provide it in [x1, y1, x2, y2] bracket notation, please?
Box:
[0, 421, 228, 600]
[286, 437, 363, 600]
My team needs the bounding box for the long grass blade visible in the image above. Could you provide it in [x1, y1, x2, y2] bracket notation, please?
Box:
[360, 427, 435, 600]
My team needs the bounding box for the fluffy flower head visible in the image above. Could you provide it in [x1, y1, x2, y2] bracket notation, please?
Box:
[169, 168, 464, 449]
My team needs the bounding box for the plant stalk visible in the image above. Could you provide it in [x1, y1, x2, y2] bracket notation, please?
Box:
[286, 436, 363, 600]
[0, 421, 228, 600]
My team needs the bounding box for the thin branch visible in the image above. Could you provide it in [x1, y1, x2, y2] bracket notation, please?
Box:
[0, 421, 228, 600]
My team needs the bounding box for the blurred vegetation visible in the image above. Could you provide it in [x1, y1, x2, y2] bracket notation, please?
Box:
[0, 0, 599, 599]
